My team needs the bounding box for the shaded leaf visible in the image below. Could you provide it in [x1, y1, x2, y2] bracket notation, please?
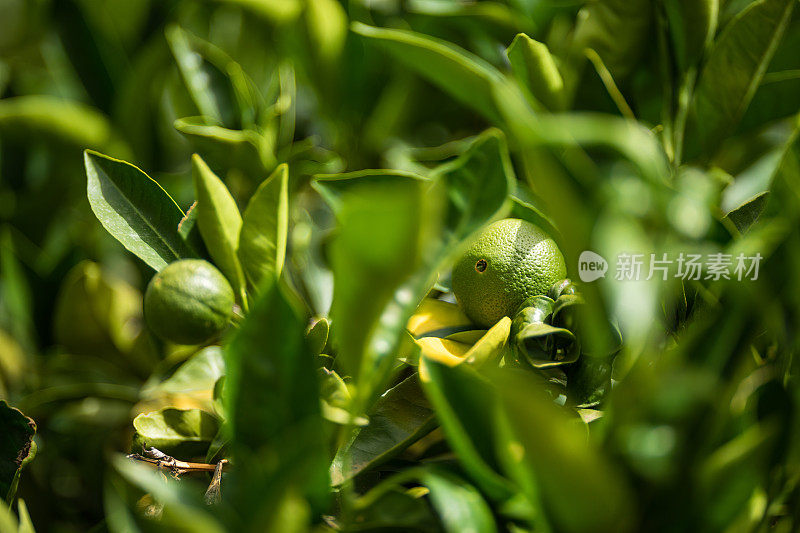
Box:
[332, 374, 435, 485]
[224, 279, 328, 514]
[0, 96, 118, 151]
[421, 468, 498, 533]
[0, 401, 36, 502]
[689, 0, 795, 154]
[419, 357, 513, 500]
[663, 0, 718, 71]
[492, 369, 635, 533]
[352, 22, 507, 123]
[85, 151, 195, 271]
[572, 0, 653, 79]
[167, 26, 240, 128]
[313, 169, 429, 213]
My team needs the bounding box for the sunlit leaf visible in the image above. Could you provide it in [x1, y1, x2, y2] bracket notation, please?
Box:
[85, 151, 196, 271]
[238, 163, 289, 288]
[192, 154, 246, 298]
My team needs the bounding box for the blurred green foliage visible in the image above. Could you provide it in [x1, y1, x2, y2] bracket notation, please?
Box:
[1, 0, 800, 531]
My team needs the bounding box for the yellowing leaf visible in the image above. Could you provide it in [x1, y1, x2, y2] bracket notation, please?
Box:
[407, 298, 472, 337]
[416, 337, 471, 369]
[464, 316, 511, 367]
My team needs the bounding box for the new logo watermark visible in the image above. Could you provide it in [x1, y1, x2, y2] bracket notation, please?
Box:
[578, 251, 762, 282]
[578, 251, 608, 282]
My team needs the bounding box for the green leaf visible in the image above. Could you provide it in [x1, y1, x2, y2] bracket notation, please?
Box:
[0, 401, 36, 502]
[510, 195, 561, 244]
[419, 358, 513, 500]
[421, 468, 498, 533]
[166, 26, 240, 128]
[305, 0, 348, 63]
[15, 500, 33, 533]
[132, 408, 219, 457]
[174, 117, 272, 173]
[143, 346, 225, 398]
[192, 154, 246, 298]
[238, 163, 289, 288]
[0, 96, 118, 151]
[52, 261, 143, 358]
[329, 177, 433, 379]
[492, 370, 635, 533]
[572, 0, 653, 79]
[430, 128, 515, 241]
[331, 374, 435, 485]
[85, 151, 196, 271]
[177, 201, 208, 259]
[306, 317, 329, 356]
[722, 126, 799, 230]
[352, 22, 507, 123]
[663, 0, 718, 71]
[689, 0, 796, 154]
[739, 71, 800, 131]
[214, 0, 303, 23]
[223, 279, 328, 514]
[506, 33, 564, 111]
[112, 457, 226, 533]
[313, 169, 429, 213]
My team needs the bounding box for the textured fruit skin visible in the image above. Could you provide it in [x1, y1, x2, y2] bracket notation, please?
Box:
[144, 259, 234, 345]
[452, 218, 566, 328]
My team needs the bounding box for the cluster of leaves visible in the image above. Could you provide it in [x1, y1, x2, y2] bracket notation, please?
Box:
[2, 0, 800, 531]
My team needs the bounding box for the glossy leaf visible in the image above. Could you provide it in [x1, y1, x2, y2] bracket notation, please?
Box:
[689, 0, 796, 154]
[332, 374, 435, 485]
[192, 154, 246, 297]
[0, 401, 36, 502]
[174, 117, 270, 173]
[238, 163, 289, 288]
[85, 151, 196, 271]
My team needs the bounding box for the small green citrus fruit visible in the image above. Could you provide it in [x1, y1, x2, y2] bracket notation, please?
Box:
[144, 259, 234, 345]
[452, 218, 566, 328]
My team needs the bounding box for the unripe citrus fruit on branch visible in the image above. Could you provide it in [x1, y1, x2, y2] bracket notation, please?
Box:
[452, 218, 566, 328]
[144, 259, 235, 345]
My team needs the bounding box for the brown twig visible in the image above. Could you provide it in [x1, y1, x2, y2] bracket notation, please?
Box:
[126, 447, 231, 478]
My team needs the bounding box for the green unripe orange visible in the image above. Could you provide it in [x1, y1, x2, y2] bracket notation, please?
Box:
[452, 218, 566, 328]
[144, 259, 234, 345]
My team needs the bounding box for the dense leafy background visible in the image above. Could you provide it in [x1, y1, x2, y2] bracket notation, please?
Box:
[1, 0, 800, 531]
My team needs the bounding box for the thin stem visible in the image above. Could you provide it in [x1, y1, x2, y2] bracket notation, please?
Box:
[127, 452, 231, 477]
